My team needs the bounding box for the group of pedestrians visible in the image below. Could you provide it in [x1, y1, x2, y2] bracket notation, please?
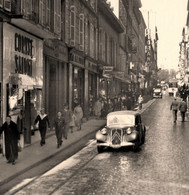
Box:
[34, 103, 83, 149]
[170, 97, 188, 123]
[0, 103, 84, 165]
[93, 94, 140, 119]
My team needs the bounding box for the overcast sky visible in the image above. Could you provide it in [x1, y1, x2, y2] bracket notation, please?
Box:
[110, 0, 188, 70]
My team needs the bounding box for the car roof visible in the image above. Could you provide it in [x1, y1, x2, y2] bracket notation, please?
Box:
[107, 110, 140, 117]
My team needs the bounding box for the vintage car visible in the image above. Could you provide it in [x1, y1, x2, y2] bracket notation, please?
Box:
[96, 111, 146, 153]
[153, 88, 162, 98]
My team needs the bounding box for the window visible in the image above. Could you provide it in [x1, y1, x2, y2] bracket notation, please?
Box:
[0, 0, 3, 8]
[70, 6, 76, 46]
[90, 23, 94, 58]
[39, 0, 43, 24]
[99, 28, 103, 60]
[54, 0, 61, 35]
[4, 0, 11, 12]
[46, 0, 50, 28]
[79, 14, 84, 51]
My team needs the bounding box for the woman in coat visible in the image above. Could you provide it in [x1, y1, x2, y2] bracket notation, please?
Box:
[0, 116, 20, 165]
[53, 111, 65, 148]
[94, 99, 102, 119]
[74, 104, 83, 130]
[62, 104, 72, 139]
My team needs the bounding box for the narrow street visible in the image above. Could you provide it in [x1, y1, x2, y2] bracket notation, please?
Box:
[6, 94, 189, 195]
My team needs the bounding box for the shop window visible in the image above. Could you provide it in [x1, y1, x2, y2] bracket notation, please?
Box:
[70, 6, 76, 46]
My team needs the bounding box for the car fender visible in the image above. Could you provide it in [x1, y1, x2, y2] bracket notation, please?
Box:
[96, 130, 107, 141]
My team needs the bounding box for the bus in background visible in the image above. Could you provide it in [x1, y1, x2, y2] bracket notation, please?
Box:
[168, 78, 178, 96]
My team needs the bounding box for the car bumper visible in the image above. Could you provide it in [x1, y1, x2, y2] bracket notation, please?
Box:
[97, 141, 135, 148]
[153, 95, 162, 98]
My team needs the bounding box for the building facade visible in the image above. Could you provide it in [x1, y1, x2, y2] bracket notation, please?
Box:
[0, 0, 61, 144]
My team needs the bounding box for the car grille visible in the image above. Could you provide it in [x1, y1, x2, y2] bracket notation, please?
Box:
[111, 129, 122, 145]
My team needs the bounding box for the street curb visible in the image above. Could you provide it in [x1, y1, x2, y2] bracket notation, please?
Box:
[0, 123, 105, 188]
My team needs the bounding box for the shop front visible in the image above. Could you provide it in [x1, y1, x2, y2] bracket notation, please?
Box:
[86, 59, 98, 117]
[3, 23, 43, 145]
[99, 65, 114, 99]
[44, 40, 68, 121]
[68, 52, 85, 113]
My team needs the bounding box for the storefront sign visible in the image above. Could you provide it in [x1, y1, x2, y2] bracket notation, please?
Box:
[70, 53, 84, 68]
[3, 23, 43, 88]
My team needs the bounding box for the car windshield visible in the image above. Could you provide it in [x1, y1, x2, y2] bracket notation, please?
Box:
[154, 89, 161, 92]
[107, 115, 135, 126]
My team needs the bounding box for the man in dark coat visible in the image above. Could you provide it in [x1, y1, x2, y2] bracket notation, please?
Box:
[34, 108, 50, 146]
[0, 116, 20, 165]
[53, 111, 65, 148]
[62, 104, 72, 139]
[179, 99, 187, 122]
[170, 97, 179, 123]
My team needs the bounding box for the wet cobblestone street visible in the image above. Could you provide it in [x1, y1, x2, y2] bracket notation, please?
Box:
[7, 96, 189, 195]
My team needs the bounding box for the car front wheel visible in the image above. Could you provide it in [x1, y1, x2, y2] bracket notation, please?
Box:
[133, 141, 140, 152]
[97, 146, 104, 153]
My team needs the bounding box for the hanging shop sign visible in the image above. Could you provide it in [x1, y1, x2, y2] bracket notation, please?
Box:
[102, 66, 113, 78]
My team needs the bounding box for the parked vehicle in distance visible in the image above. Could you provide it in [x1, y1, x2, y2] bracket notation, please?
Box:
[96, 111, 146, 153]
[153, 88, 162, 98]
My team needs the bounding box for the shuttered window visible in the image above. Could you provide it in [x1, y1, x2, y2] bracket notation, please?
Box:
[99, 28, 103, 61]
[4, 0, 11, 12]
[90, 23, 94, 58]
[46, 0, 50, 28]
[54, 0, 61, 35]
[79, 14, 84, 51]
[70, 6, 76, 46]
[0, 0, 3, 8]
[39, 0, 43, 24]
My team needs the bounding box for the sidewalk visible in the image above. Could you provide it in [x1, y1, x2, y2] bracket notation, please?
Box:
[0, 98, 155, 186]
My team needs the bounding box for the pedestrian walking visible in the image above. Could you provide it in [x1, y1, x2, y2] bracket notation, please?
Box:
[0, 116, 20, 165]
[170, 97, 179, 123]
[138, 95, 143, 110]
[94, 99, 102, 119]
[107, 98, 114, 113]
[53, 111, 65, 148]
[101, 99, 108, 119]
[62, 104, 72, 139]
[74, 103, 83, 130]
[113, 98, 121, 111]
[17, 110, 25, 148]
[34, 108, 50, 146]
[179, 99, 187, 122]
[69, 112, 76, 133]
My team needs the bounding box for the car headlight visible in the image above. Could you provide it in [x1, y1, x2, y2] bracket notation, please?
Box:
[126, 128, 132, 135]
[101, 128, 107, 135]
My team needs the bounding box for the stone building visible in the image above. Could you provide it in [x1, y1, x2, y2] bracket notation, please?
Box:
[64, 0, 98, 117]
[0, 0, 61, 144]
[98, 0, 124, 99]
